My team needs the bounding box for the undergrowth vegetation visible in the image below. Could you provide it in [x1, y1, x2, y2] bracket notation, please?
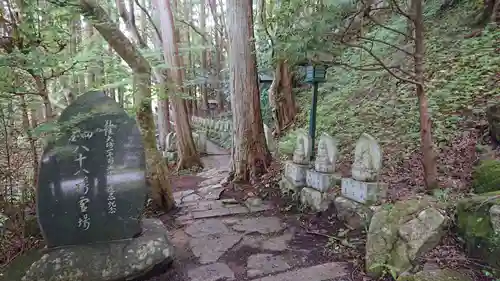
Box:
[279, 0, 500, 189]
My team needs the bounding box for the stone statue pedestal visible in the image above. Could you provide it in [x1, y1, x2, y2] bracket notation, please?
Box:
[306, 170, 341, 192]
[279, 161, 309, 195]
[341, 178, 387, 205]
[22, 219, 174, 281]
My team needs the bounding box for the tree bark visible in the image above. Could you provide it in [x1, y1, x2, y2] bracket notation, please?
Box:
[75, 0, 174, 210]
[158, 0, 203, 170]
[269, 60, 296, 134]
[413, 0, 438, 190]
[227, 0, 271, 182]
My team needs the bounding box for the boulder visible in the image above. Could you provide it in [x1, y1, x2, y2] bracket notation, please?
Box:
[457, 192, 500, 275]
[472, 160, 500, 194]
[334, 196, 373, 230]
[486, 102, 500, 146]
[366, 197, 447, 278]
[397, 269, 472, 281]
[22, 219, 174, 281]
[390, 208, 447, 273]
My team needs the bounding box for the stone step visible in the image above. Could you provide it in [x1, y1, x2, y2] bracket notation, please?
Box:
[249, 262, 349, 281]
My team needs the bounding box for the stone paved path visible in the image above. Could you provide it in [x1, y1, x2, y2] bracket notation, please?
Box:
[155, 141, 350, 281]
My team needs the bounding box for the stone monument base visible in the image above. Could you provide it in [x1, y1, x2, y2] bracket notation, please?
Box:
[333, 196, 374, 230]
[22, 219, 174, 281]
[284, 161, 309, 186]
[306, 170, 341, 192]
[341, 178, 388, 205]
[300, 187, 336, 212]
[279, 176, 304, 195]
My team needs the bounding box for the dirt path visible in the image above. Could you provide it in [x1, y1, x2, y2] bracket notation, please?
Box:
[146, 141, 355, 281]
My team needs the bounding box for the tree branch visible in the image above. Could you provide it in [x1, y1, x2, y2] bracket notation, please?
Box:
[358, 36, 414, 56]
[44, 60, 79, 81]
[342, 41, 421, 85]
[389, 0, 413, 21]
[176, 18, 208, 41]
[115, 0, 147, 48]
[134, 0, 162, 44]
[366, 13, 416, 40]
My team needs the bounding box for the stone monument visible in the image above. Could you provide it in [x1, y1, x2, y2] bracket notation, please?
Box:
[163, 132, 178, 163]
[279, 131, 311, 195]
[301, 133, 340, 212]
[335, 133, 387, 229]
[341, 133, 386, 204]
[264, 123, 277, 157]
[26, 91, 173, 281]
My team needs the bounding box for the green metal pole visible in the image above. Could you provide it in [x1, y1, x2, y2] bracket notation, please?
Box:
[309, 82, 319, 161]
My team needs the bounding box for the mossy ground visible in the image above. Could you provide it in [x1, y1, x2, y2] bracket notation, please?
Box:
[472, 160, 500, 193]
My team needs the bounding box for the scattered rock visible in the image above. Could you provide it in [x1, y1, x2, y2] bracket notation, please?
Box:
[21, 219, 174, 281]
[190, 234, 243, 264]
[232, 217, 285, 234]
[187, 263, 235, 281]
[246, 254, 291, 278]
[334, 196, 373, 230]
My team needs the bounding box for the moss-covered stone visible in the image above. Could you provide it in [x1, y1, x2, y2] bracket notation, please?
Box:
[456, 192, 500, 276]
[472, 160, 500, 194]
[366, 196, 437, 278]
[397, 269, 472, 281]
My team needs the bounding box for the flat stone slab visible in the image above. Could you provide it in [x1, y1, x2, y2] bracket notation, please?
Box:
[199, 176, 225, 187]
[201, 188, 225, 200]
[261, 232, 294, 251]
[185, 219, 230, 238]
[182, 193, 202, 203]
[198, 184, 223, 195]
[22, 219, 174, 281]
[190, 234, 243, 264]
[249, 262, 349, 281]
[192, 206, 250, 219]
[232, 217, 285, 234]
[247, 254, 291, 278]
[245, 198, 275, 213]
[188, 262, 235, 281]
[174, 189, 195, 201]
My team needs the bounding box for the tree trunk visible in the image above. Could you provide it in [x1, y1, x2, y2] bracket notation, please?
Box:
[20, 95, 39, 188]
[227, 0, 271, 182]
[413, 0, 438, 190]
[269, 60, 296, 134]
[75, 0, 174, 210]
[158, 0, 203, 170]
[200, 0, 209, 117]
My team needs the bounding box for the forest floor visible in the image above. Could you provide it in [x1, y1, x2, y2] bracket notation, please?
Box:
[144, 141, 492, 281]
